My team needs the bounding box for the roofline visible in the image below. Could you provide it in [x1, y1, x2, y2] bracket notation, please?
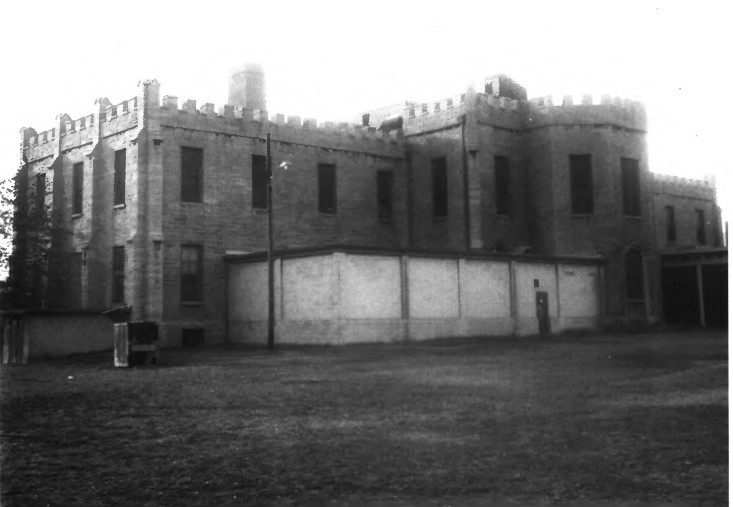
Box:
[223, 244, 606, 266]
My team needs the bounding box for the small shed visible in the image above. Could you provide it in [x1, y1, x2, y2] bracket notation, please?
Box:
[1, 309, 114, 364]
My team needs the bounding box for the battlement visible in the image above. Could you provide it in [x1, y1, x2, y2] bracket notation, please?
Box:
[526, 93, 646, 131]
[400, 93, 469, 120]
[653, 172, 717, 200]
[27, 127, 57, 147]
[159, 95, 403, 157]
[98, 96, 138, 123]
[528, 93, 644, 111]
[159, 94, 404, 149]
[23, 95, 140, 151]
[475, 93, 523, 112]
[653, 172, 715, 188]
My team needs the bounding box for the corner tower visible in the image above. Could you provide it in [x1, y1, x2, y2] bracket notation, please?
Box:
[228, 63, 266, 111]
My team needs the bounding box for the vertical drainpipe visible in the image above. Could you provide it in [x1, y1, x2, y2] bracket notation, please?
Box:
[461, 115, 471, 252]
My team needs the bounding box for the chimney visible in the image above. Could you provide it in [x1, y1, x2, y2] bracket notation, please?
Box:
[228, 63, 266, 111]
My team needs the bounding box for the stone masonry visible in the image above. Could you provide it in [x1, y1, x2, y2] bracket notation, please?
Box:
[15, 66, 724, 345]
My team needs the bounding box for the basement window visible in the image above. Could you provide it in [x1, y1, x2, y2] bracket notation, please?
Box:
[318, 163, 337, 214]
[494, 156, 510, 216]
[569, 154, 593, 215]
[377, 170, 393, 222]
[251, 154, 267, 209]
[114, 149, 126, 206]
[182, 328, 205, 347]
[432, 157, 448, 219]
[181, 147, 203, 203]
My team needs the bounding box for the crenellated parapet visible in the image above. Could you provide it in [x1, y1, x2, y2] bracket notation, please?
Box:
[472, 92, 526, 131]
[525, 94, 646, 132]
[22, 94, 141, 162]
[653, 173, 717, 201]
[399, 94, 468, 135]
[158, 93, 404, 157]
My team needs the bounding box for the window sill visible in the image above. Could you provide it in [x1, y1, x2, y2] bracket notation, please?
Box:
[624, 215, 642, 222]
[181, 201, 204, 206]
[72, 213, 82, 219]
[319, 211, 338, 217]
[113, 203, 126, 210]
[181, 301, 204, 307]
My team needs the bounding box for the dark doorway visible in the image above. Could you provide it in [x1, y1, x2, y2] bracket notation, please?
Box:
[536, 291, 550, 335]
[661, 266, 700, 326]
[702, 264, 728, 328]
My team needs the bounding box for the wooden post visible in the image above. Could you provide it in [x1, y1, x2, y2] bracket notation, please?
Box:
[267, 133, 275, 350]
[696, 263, 706, 327]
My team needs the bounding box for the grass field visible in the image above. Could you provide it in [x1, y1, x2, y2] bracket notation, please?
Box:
[0, 330, 727, 506]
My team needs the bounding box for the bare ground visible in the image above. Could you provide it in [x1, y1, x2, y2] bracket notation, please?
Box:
[0, 330, 727, 506]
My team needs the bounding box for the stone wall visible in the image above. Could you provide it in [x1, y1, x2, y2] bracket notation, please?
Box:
[653, 174, 722, 250]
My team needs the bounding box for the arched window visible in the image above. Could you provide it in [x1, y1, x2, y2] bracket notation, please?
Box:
[625, 249, 644, 300]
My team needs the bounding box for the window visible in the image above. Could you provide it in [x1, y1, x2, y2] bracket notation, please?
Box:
[696, 209, 706, 245]
[621, 158, 641, 217]
[181, 245, 203, 302]
[432, 157, 448, 218]
[494, 156, 510, 216]
[318, 163, 337, 214]
[35, 173, 46, 211]
[251, 154, 268, 209]
[72, 162, 83, 215]
[665, 206, 676, 244]
[376, 171, 393, 221]
[569, 155, 593, 214]
[114, 149, 126, 206]
[112, 246, 125, 303]
[624, 249, 644, 301]
[181, 147, 203, 202]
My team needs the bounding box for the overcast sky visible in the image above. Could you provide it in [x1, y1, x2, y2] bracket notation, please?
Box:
[1, 0, 730, 222]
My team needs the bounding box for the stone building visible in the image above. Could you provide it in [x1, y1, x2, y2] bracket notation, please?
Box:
[13, 66, 725, 346]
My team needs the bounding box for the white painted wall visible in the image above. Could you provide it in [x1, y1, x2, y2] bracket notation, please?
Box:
[408, 258, 459, 318]
[514, 263, 558, 317]
[341, 255, 402, 319]
[460, 260, 511, 318]
[282, 255, 335, 320]
[228, 263, 267, 321]
[226, 252, 601, 344]
[558, 264, 599, 318]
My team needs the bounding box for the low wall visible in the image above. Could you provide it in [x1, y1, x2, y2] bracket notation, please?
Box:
[227, 250, 602, 345]
[1, 312, 113, 362]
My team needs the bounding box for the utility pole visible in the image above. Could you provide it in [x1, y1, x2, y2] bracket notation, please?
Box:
[266, 133, 275, 350]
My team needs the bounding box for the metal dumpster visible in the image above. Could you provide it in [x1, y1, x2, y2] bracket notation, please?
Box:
[113, 321, 159, 367]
